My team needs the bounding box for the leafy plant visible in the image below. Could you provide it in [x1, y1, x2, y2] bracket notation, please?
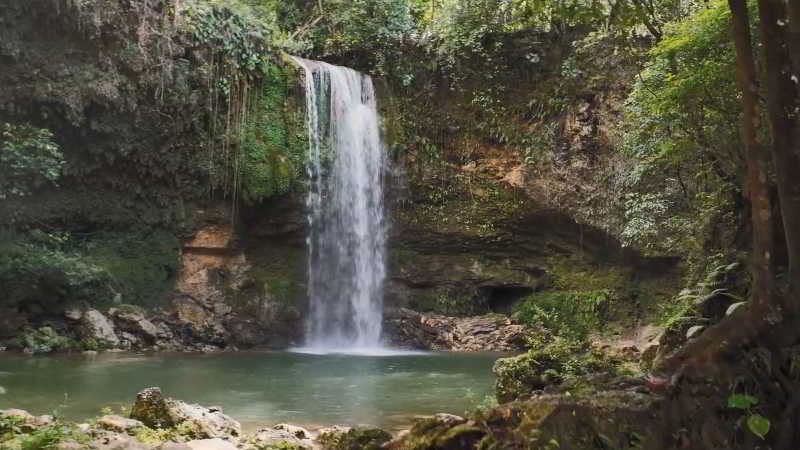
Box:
[20, 327, 76, 354]
[727, 393, 771, 440]
[0, 123, 64, 199]
[514, 289, 613, 339]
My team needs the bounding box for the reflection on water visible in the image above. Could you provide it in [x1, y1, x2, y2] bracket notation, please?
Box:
[0, 351, 501, 430]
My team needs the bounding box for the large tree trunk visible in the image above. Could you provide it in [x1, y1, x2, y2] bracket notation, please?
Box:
[728, 0, 773, 310]
[757, 0, 800, 304]
[657, 0, 800, 377]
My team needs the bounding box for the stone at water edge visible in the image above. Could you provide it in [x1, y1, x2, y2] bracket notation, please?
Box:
[81, 309, 120, 347]
[110, 308, 162, 344]
[129, 387, 241, 440]
[97, 414, 144, 432]
[184, 439, 237, 450]
[241, 426, 312, 449]
[0, 409, 55, 433]
[318, 426, 392, 450]
[130, 387, 175, 428]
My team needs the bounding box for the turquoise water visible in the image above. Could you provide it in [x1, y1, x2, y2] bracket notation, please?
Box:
[0, 351, 500, 430]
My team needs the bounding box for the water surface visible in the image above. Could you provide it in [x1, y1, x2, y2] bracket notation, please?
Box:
[0, 351, 500, 431]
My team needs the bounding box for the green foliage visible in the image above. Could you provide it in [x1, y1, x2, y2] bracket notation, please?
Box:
[0, 231, 114, 311]
[0, 415, 26, 438]
[727, 394, 758, 409]
[747, 414, 770, 440]
[0, 123, 64, 200]
[727, 393, 771, 440]
[494, 333, 624, 402]
[514, 289, 612, 339]
[0, 416, 89, 450]
[0, 229, 178, 313]
[409, 285, 487, 316]
[621, 0, 744, 257]
[238, 63, 307, 203]
[83, 231, 180, 308]
[186, 3, 272, 72]
[19, 327, 76, 355]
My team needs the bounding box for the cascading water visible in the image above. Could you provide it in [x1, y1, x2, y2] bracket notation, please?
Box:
[291, 56, 388, 352]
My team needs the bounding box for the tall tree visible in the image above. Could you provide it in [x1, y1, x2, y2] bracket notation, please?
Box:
[728, 0, 773, 311]
[757, 0, 800, 304]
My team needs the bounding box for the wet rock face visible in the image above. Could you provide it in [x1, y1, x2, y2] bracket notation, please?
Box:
[383, 308, 530, 351]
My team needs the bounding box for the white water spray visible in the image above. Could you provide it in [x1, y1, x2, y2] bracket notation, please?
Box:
[291, 56, 388, 353]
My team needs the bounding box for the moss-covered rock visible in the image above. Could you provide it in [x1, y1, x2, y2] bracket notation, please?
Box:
[318, 427, 392, 450]
[493, 336, 625, 403]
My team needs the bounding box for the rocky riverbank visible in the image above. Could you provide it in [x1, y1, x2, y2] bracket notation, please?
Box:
[0, 387, 398, 450]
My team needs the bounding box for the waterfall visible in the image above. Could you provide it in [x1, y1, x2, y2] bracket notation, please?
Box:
[291, 56, 388, 352]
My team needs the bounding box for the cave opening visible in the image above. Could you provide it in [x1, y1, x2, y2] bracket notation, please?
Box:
[482, 286, 535, 314]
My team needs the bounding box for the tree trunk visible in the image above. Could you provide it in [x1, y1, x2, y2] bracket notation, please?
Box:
[757, 0, 800, 304]
[728, 0, 773, 311]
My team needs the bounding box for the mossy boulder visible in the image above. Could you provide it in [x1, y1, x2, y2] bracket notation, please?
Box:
[493, 336, 624, 403]
[318, 427, 392, 450]
[130, 387, 175, 429]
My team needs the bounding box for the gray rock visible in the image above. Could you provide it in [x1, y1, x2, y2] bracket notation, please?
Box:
[242, 427, 311, 449]
[82, 309, 120, 347]
[55, 440, 84, 450]
[726, 301, 747, 316]
[130, 387, 240, 440]
[273, 423, 310, 440]
[431, 413, 466, 427]
[167, 401, 240, 439]
[158, 444, 192, 450]
[0, 409, 53, 432]
[64, 308, 83, 321]
[89, 433, 153, 450]
[686, 325, 706, 340]
[110, 308, 162, 343]
[98, 414, 145, 432]
[184, 439, 237, 450]
[130, 387, 174, 428]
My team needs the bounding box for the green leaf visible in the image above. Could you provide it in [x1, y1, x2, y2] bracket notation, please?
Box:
[727, 394, 759, 409]
[747, 414, 770, 439]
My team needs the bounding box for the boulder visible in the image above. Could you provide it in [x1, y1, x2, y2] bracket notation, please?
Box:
[183, 439, 237, 450]
[110, 308, 162, 343]
[98, 414, 144, 432]
[241, 427, 311, 449]
[130, 387, 175, 428]
[81, 309, 120, 347]
[0, 409, 54, 432]
[318, 427, 392, 450]
[64, 308, 83, 321]
[87, 433, 154, 450]
[167, 402, 240, 440]
[54, 441, 84, 450]
[129, 387, 240, 440]
[273, 423, 310, 440]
